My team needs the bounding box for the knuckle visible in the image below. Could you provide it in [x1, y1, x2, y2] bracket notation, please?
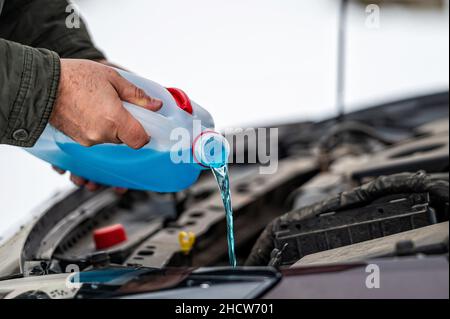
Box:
[86, 131, 102, 143]
[74, 136, 94, 147]
[107, 109, 122, 123]
[81, 129, 103, 146]
[70, 175, 83, 186]
[79, 140, 95, 147]
[134, 87, 146, 100]
[128, 136, 147, 149]
[105, 118, 118, 131]
[107, 68, 120, 79]
[126, 127, 148, 149]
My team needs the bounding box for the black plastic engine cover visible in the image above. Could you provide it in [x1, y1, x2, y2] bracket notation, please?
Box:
[274, 193, 434, 265]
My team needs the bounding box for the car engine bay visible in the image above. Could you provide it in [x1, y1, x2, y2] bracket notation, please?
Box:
[0, 91, 448, 299]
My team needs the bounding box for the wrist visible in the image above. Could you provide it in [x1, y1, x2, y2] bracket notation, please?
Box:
[50, 59, 68, 127]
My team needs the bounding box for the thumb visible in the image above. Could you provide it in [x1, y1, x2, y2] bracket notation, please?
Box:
[116, 108, 150, 149]
[111, 73, 163, 111]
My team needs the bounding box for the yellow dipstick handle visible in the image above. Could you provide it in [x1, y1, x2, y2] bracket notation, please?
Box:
[178, 231, 196, 255]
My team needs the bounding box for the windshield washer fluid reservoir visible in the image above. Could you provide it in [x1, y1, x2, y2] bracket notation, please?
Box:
[26, 68, 230, 192]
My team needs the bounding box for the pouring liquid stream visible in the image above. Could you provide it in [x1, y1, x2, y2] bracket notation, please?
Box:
[211, 165, 237, 267]
[193, 131, 236, 267]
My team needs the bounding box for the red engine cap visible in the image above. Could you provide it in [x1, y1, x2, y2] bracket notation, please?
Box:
[93, 224, 127, 250]
[167, 87, 193, 115]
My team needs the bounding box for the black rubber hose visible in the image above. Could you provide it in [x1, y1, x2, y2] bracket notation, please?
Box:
[317, 120, 395, 152]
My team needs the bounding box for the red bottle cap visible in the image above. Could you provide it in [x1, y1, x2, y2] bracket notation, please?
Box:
[167, 87, 193, 115]
[93, 224, 128, 250]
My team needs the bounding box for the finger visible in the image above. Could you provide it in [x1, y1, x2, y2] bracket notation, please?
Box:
[110, 73, 163, 111]
[114, 187, 128, 195]
[70, 174, 87, 187]
[52, 166, 66, 175]
[116, 109, 150, 149]
[86, 181, 101, 192]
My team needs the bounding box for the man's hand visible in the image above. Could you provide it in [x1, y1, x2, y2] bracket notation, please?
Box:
[50, 59, 163, 192]
[50, 58, 162, 148]
[52, 165, 126, 193]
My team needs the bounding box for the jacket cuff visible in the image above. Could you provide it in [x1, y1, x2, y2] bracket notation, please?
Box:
[1, 46, 60, 147]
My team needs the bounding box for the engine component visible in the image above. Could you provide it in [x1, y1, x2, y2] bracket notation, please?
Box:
[349, 134, 449, 181]
[93, 224, 128, 250]
[246, 171, 449, 266]
[274, 192, 434, 265]
[292, 222, 449, 267]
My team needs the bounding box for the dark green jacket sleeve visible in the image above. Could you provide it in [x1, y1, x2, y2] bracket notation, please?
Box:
[0, 0, 105, 147]
[0, 39, 60, 147]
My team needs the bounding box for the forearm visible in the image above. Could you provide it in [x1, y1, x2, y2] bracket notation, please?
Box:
[0, 38, 60, 147]
[0, 0, 106, 147]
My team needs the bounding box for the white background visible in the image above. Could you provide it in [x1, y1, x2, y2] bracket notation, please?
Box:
[0, 0, 449, 239]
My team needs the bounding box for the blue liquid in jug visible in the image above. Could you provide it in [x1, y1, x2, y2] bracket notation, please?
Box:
[30, 140, 203, 192]
[211, 165, 237, 267]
